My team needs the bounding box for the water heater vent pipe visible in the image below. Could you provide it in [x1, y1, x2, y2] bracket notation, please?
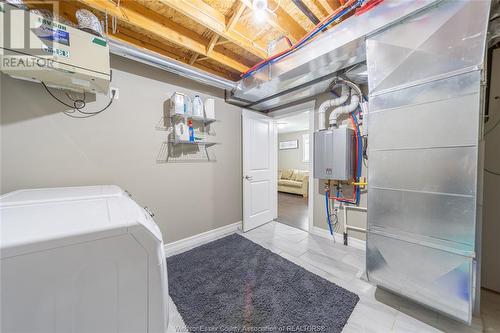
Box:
[329, 91, 360, 127]
[317, 84, 349, 130]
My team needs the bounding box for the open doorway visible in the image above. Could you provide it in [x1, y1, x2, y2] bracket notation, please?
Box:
[481, 43, 500, 325]
[275, 111, 311, 231]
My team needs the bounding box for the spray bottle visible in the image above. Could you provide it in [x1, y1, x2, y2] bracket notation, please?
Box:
[188, 120, 194, 142]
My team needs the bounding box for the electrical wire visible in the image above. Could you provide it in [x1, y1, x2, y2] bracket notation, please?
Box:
[42, 82, 115, 118]
[65, 91, 87, 110]
[485, 116, 500, 136]
[485, 168, 500, 176]
[330, 211, 339, 232]
[42, 82, 79, 109]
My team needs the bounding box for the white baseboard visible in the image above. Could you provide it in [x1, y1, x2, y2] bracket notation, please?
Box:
[165, 221, 241, 257]
[311, 226, 366, 251]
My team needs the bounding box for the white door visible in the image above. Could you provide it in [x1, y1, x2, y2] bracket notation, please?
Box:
[242, 109, 277, 232]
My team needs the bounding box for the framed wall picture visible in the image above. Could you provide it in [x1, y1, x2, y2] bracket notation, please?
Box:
[279, 140, 299, 150]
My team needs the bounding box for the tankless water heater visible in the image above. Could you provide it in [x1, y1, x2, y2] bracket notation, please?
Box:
[313, 126, 354, 180]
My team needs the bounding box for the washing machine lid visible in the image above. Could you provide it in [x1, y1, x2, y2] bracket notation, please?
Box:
[0, 185, 124, 206]
[0, 186, 141, 258]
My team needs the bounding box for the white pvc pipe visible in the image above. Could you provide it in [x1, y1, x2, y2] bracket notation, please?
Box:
[329, 90, 360, 127]
[342, 205, 367, 236]
[346, 225, 366, 232]
[317, 84, 349, 130]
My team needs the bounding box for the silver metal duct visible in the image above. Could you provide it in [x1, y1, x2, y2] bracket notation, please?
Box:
[365, 0, 490, 324]
[108, 38, 237, 91]
[230, 0, 441, 111]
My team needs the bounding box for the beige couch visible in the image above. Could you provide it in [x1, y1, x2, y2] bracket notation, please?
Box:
[278, 169, 309, 197]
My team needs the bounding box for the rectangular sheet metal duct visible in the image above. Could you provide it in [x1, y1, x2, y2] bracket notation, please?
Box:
[230, 0, 439, 111]
[365, 0, 490, 324]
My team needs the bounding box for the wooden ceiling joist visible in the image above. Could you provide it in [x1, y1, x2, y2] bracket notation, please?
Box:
[75, 0, 249, 72]
[158, 0, 268, 59]
[189, 53, 199, 65]
[52, 0, 349, 80]
[216, 40, 232, 46]
[226, 1, 246, 31]
[207, 33, 220, 54]
[113, 32, 238, 80]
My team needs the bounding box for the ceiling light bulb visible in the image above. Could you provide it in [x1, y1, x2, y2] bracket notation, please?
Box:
[253, 0, 268, 11]
[254, 10, 267, 23]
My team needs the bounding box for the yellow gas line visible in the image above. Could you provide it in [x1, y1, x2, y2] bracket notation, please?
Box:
[352, 177, 367, 187]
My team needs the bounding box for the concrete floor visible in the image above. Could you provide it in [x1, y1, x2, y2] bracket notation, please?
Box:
[167, 221, 500, 332]
[277, 191, 309, 231]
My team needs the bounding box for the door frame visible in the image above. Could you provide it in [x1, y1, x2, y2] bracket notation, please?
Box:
[268, 100, 316, 232]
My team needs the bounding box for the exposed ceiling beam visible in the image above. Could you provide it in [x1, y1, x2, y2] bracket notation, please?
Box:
[207, 33, 220, 54]
[73, 0, 249, 72]
[189, 53, 199, 65]
[216, 40, 232, 46]
[113, 34, 238, 80]
[240, 0, 306, 42]
[157, 0, 268, 59]
[58, 1, 237, 79]
[226, 1, 246, 31]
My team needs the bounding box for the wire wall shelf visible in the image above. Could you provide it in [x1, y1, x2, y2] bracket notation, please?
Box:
[172, 114, 217, 125]
[168, 139, 218, 147]
[155, 110, 218, 163]
[156, 141, 216, 163]
[155, 115, 217, 131]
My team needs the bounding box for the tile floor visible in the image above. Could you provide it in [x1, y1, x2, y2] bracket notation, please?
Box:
[167, 221, 500, 333]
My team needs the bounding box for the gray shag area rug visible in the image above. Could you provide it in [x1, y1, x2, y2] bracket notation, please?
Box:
[167, 233, 359, 333]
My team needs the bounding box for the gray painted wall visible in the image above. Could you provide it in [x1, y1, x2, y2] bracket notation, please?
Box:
[0, 55, 242, 243]
[312, 92, 367, 241]
[278, 130, 309, 171]
[482, 48, 500, 292]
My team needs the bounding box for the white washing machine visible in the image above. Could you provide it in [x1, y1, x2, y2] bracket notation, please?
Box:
[0, 185, 169, 333]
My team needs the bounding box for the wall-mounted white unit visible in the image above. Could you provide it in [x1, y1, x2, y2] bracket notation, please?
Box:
[0, 3, 110, 93]
[0, 185, 168, 333]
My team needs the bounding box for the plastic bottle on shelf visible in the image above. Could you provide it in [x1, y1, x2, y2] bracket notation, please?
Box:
[204, 98, 215, 119]
[171, 92, 185, 116]
[188, 120, 194, 142]
[192, 95, 204, 118]
[184, 96, 192, 116]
